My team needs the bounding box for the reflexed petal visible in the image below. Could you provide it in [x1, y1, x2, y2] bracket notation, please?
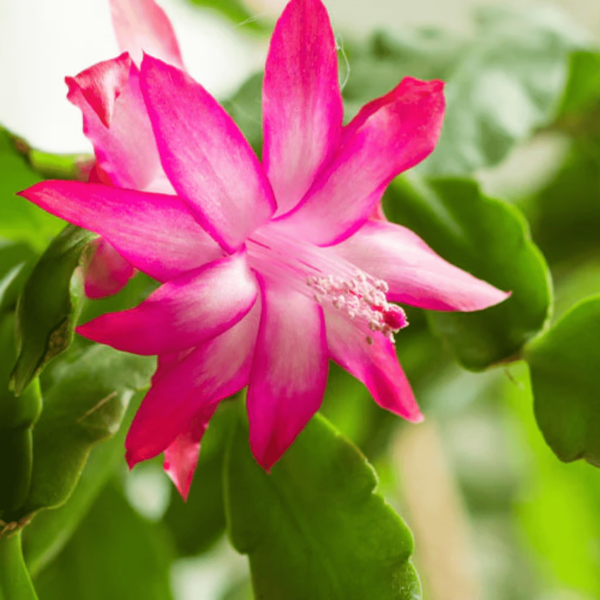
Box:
[163, 410, 215, 500]
[140, 56, 276, 252]
[263, 0, 342, 215]
[247, 278, 328, 470]
[109, 0, 184, 68]
[84, 238, 136, 299]
[67, 57, 166, 190]
[126, 303, 260, 466]
[329, 220, 510, 311]
[325, 307, 422, 421]
[276, 78, 445, 245]
[77, 251, 258, 355]
[19, 181, 222, 282]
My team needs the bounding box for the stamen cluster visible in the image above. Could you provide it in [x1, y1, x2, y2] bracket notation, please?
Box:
[307, 272, 408, 343]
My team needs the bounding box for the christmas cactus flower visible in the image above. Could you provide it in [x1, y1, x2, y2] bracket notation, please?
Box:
[68, 0, 184, 298]
[20, 0, 509, 499]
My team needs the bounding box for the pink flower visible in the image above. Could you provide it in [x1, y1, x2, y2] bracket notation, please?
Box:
[21, 0, 509, 499]
[67, 0, 184, 298]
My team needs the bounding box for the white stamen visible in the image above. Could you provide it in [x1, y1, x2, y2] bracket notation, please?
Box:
[307, 271, 408, 343]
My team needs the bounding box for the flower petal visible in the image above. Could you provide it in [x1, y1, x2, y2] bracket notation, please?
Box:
[19, 181, 222, 282]
[247, 277, 328, 470]
[329, 220, 510, 311]
[325, 307, 422, 421]
[77, 250, 258, 355]
[263, 0, 342, 215]
[162, 409, 215, 501]
[109, 0, 184, 68]
[84, 238, 136, 299]
[140, 56, 276, 252]
[126, 303, 260, 467]
[275, 78, 445, 245]
[66, 57, 166, 191]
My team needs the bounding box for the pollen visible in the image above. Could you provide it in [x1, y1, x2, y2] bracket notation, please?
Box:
[307, 272, 408, 343]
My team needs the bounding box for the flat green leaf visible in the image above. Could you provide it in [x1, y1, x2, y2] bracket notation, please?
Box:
[0, 241, 37, 316]
[341, 8, 580, 175]
[22, 392, 145, 576]
[527, 294, 600, 466]
[7, 344, 154, 522]
[529, 140, 600, 266]
[385, 174, 552, 370]
[0, 314, 42, 514]
[557, 51, 600, 119]
[0, 533, 38, 600]
[11, 225, 97, 396]
[0, 128, 64, 251]
[422, 7, 580, 175]
[225, 412, 421, 600]
[34, 482, 173, 600]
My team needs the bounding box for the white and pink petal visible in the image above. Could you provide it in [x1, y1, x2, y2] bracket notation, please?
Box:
[84, 238, 136, 299]
[263, 0, 343, 215]
[140, 56, 276, 252]
[19, 181, 222, 282]
[77, 251, 258, 355]
[126, 302, 260, 469]
[329, 220, 510, 312]
[109, 0, 184, 68]
[275, 78, 445, 246]
[67, 57, 166, 191]
[325, 307, 422, 422]
[247, 277, 328, 470]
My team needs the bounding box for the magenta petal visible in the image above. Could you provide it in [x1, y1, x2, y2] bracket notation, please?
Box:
[263, 0, 342, 215]
[276, 78, 446, 246]
[77, 251, 258, 355]
[67, 58, 166, 191]
[325, 307, 422, 421]
[109, 0, 184, 68]
[66, 53, 131, 128]
[140, 56, 276, 252]
[330, 220, 510, 311]
[19, 181, 222, 282]
[126, 302, 260, 466]
[84, 238, 135, 299]
[247, 278, 328, 470]
[163, 410, 214, 500]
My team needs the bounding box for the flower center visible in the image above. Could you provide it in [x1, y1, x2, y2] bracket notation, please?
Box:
[306, 272, 408, 344]
[248, 225, 408, 344]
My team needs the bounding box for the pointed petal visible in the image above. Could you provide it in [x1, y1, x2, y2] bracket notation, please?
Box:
[126, 302, 260, 466]
[276, 78, 445, 245]
[163, 410, 214, 500]
[247, 278, 328, 470]
[263, 0, 342, 215]
[325, 307, 422, 421]
[77, 251, 258, 355]
[140, 56, 276, 252]
[330, 220, 510, 311]
[109, 0, 184, 68]
[84, 238, 135, 299]
[67, 57, 166, 191]
[19, 181, 222, 282]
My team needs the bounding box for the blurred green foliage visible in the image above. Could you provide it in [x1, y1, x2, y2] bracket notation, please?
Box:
[1, 2, 600, 600]
[225, 412, 421, 600]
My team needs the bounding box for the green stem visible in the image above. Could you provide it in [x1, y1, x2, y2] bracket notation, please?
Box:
[0, 532, 39, 600]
